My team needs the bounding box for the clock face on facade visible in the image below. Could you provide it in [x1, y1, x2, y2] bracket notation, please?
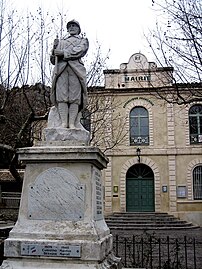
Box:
[120, 53, 155, 70]
[132, 54, 147, 65]
[127, 53, 149, 69]
[133, 54, 142, 62]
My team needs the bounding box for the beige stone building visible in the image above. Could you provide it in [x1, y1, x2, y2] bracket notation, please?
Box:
[89, 53, 202, 226]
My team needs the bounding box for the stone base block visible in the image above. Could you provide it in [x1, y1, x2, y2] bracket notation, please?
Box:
[1, 146, 122, 268]
[4, 234, 113, 262]
[43, 127, 90, 145]
[1, 253, 121, 269]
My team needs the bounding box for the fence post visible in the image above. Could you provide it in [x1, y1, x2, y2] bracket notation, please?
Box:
[133, 235, 135, 266]
[0, 240, 4, 265]
[167, 236, 170, 268]
[176, 238, 179, 269]
[115, 235, 119, 257]
[150, 236, 153, 269]
[124, 237, 127, 267]
[158, 238, 161, 269]
[141, 237, 144, 268]
[184, 236, 187, 269]
[193, 238, 196, 269]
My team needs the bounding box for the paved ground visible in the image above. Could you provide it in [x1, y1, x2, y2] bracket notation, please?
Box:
[110, 227, 202, 240]
[110, 228, 202, 269]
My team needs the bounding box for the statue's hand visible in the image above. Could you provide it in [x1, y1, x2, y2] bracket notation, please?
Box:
[53, 38, 59, 48]
[54, 49, 64, 56]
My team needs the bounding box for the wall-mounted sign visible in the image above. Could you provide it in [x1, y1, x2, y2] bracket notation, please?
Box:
[21, 243, 81, 258]
[93, 168, 103, 220]
[162, 186, 167, 193]
[177, 186, 187, 198]
[124, 75, 151, 82]
[113, 186, 119, 193]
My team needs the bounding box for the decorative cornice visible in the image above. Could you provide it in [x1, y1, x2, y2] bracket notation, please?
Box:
[123, 97, 154, 108]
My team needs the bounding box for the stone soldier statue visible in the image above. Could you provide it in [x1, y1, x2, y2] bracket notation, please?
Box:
[50, 20, 89, 129]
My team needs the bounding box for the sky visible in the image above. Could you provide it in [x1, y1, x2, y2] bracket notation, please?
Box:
[14, 0, 158, 69]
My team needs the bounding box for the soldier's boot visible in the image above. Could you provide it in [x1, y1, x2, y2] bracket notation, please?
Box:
[69, 103, 79, 129]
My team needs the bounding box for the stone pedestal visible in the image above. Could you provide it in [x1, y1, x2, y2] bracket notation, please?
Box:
[1, 145, 121, 268]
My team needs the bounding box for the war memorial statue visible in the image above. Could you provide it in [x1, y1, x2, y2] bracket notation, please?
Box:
[45, 19, 90, 143]
[49, 20, 89, 129]
[0, 20, 121, 269]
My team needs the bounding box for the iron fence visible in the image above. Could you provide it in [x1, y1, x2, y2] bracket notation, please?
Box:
[1, 192, 21, 208]
[113, 234, 202, 269]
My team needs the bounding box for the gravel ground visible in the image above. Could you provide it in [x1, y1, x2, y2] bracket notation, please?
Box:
[0, 208, 19, 222]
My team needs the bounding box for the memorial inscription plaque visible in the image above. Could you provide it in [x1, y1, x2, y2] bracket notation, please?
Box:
[28, 167, 85, 221]
[21, 243, 81, 258]
[93, 168, 103, 220]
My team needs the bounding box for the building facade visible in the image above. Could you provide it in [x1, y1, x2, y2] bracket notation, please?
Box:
[90, 53, 202, 226]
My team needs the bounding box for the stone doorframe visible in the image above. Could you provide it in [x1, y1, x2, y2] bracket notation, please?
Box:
[119, 156, 161, 212]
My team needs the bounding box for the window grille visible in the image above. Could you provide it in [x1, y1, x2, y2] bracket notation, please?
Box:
[193, 166, 202, 200]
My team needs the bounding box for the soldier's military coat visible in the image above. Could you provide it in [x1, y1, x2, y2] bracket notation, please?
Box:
[50, 34, 89, 112]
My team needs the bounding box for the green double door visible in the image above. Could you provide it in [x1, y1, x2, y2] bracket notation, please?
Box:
[126, 164, 155, 212]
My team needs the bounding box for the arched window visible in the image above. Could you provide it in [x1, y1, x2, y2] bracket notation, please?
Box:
[189, 105, 202, 144]
[130, 106, 149, 145]
[193, 166, 202, 200]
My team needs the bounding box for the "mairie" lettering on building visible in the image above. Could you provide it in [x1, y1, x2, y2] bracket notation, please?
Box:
[124, 75, 151, 82]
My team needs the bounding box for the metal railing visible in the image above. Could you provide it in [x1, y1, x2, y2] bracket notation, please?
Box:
[113, 234, 202, 269]
[1, 192, 21, 208]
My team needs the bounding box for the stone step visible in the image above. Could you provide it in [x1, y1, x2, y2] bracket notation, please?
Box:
[0, 221, 8, 224]
[106, 215, 186, 220]
[111, 212, 169, 215]
[107, 225, 200, 230]
[107, 222, 192, 227]
[106, 215, 184, 220]
[0, 222, 14, 228]
[106, 220, 189, 225]
[105, 212, 199, 230]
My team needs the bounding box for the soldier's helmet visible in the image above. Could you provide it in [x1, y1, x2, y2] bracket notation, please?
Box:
[66, 20, 81, 34]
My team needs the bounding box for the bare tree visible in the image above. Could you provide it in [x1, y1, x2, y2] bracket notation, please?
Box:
[0, 1, 67, 90]
[0, 1, 57, 181]
[86, 40, 110, 87]
[0, 1, 125, 181]
[84, 89, 127, 153]
[147, 0, 202, 104]
[0, 83, 51, 181]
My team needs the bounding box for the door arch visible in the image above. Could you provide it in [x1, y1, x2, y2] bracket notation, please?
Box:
[126, 163, 155, 212]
